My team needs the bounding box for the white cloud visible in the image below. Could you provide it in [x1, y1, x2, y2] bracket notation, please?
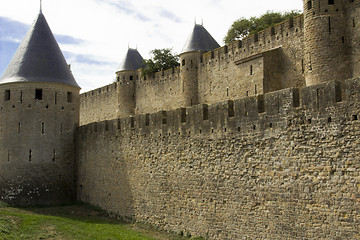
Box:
[0, 0, 303, 92]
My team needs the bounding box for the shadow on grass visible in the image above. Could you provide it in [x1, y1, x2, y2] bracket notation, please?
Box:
[17, 201, 130, 226]
[0, 201, 204, 240]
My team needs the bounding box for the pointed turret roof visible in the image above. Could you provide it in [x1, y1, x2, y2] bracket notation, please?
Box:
[117, 48, 144, 72]
[0, 12, 80, 88]
[181, 24, 220, 54]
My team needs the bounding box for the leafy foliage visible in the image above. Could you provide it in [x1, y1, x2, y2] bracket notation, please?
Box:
[142, 48, 180, 77]
[224, 10, 302, 44]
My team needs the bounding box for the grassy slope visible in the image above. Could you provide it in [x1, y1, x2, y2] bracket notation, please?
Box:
[0, 202, 202, 240]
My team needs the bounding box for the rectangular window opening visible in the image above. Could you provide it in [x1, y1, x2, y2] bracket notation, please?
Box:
[162, 111, 167, 125]
[130, 117, 135, 129]
[328, 0, 334, 5]
[105, 121, 109, 131]
[289, 17, 294, 28]
[271, 27, 275, 36]
[254, 32, 259, 42]
[67, 92, 73, 103]
[228, 100, 235, 118]
[181, 108, 187, 123]
[35, 89, 43, 100]
[20, 91, 23, 103]
[29, 149, 32, 162]
[18, 122, 21, 134]
[203, 104, 209, 120]
[41, 122, 45, 134]
[257, 95, 265, 113]
[145, 114, 150, 126]
[307, 0, 312, 9]
[4, 90, 10, 101]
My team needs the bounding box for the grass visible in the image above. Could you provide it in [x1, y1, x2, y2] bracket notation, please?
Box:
[0, 201, 204, 240]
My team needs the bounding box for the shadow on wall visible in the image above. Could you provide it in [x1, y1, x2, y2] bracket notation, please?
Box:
[76, 129, 135, 220]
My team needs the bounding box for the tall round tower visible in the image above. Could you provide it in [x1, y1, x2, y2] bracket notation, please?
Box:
[115, 48, 143, 117]
[0, 11, 80, 206]
[303, 0, 351, 86]
[180, 24, 220, 106]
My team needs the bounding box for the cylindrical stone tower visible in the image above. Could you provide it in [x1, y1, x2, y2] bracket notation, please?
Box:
[0, 11, 80, 206]
[179, 51, 202, 107]
[180, 24, 220, 107]
[116, 48, 143, 117]
[303, 0, 351, 86]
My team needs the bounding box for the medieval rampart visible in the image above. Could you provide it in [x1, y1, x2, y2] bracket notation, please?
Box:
[80, 82, 118, 125]
[135, 67, 183, 114]
[77, 77, 360, 239]
[79, 15, 306, 124]
[198, 14, 305, 105]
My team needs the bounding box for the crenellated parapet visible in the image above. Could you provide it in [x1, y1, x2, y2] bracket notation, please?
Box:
[79, 77, 360, 142]
[80, 82, 119, 125]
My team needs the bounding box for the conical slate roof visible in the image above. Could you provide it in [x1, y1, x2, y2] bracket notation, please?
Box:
[0, 12, 80, 88]
[181, 24, 220, 54]
[117, 48, 144, 72]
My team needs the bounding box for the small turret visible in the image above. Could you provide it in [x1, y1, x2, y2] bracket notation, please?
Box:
[180, 24, 220, 106]
[0, 11, 80, 206]
[303, 0, 351, 86]
[115, 48, 144, 117]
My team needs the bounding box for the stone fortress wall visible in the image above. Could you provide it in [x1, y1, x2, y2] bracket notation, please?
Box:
[76, 0, 360, 239]
[77, 78, 360, 239]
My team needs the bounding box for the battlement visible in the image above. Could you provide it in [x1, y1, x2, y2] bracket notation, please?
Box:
[201, 14, 303, 65]
[81, 82, 118, 99]
[80, 82, 119, 125]
[136, 66, 181, 85]
[78, 77, 360, 140]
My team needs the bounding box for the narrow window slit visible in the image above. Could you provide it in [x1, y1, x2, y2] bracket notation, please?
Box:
[52, 150, 56, 162]
[41, 122, 45, 134]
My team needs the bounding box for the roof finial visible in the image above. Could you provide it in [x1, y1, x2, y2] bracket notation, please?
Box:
[194, 17, 196, 25]
[40, 0, 42, 13]
[201, 18, 203, 26]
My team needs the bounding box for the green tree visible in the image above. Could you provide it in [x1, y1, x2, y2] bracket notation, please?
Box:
[142, 48, 180, 76]
[224, 10, 301, 44]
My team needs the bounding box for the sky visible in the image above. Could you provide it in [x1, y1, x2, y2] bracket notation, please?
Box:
[0, 0, 303, 92]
